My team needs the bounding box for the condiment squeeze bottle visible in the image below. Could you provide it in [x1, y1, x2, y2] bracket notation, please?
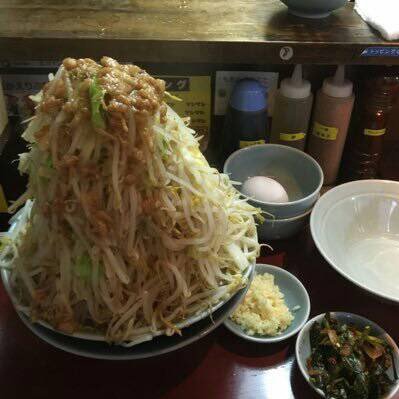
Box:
[307, 66, 355, 185]
[271, 65, 313, 151]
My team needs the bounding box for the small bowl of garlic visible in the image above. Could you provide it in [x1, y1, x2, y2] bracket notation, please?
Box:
[224, 263, 311, 343]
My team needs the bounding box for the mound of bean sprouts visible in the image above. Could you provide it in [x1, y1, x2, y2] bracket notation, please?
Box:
[1, 57, 261, 345]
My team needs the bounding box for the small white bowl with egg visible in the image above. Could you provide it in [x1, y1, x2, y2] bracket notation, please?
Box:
[224, 144, 323, 240]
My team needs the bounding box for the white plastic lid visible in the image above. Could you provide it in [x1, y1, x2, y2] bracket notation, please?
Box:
[280, 65, 311, 99]
[322, 65, 353, 98]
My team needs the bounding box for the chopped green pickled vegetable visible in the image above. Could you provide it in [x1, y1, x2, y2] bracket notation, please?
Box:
[89, 76, 106, 129]
[307, 313, 396, 399]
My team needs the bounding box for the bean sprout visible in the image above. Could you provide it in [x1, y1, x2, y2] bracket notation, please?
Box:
[1, 57, 261, 345]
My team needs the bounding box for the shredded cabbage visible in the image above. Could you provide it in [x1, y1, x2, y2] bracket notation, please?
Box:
[89, 76, 105, 129]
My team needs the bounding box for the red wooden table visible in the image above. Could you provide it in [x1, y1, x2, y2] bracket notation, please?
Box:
[0, 226, 398, 399]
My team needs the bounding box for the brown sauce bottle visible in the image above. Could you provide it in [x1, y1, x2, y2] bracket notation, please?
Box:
[344, 76, 399, 180]
[307, 66, 355, 185]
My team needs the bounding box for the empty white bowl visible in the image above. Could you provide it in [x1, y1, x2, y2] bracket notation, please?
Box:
[296, 312, 399, 398]
[310, 180, 399, 303]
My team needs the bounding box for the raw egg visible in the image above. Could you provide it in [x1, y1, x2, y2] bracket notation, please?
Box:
[242, 176, 289, 203]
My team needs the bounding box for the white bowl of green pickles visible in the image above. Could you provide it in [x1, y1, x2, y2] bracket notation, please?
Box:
[296, 312, 399, 399]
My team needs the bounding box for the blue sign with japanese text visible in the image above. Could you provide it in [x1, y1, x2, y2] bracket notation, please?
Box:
[361, 47, 399, 57]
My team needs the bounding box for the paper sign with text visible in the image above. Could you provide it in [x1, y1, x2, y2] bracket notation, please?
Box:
[159, 75, 211, 151]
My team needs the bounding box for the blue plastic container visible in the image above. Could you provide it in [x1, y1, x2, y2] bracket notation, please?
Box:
[221, 79, 269, 161]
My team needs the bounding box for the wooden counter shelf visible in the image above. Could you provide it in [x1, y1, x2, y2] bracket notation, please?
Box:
[0, 0, 399, 65]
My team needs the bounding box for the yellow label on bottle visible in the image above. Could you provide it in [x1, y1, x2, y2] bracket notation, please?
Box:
[239, 139, 265, 148]
[280, 132, 306, 142]
[364, 128, 386, 137]
[312, 122, 338, 141]
[0, 185, 7, 213]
